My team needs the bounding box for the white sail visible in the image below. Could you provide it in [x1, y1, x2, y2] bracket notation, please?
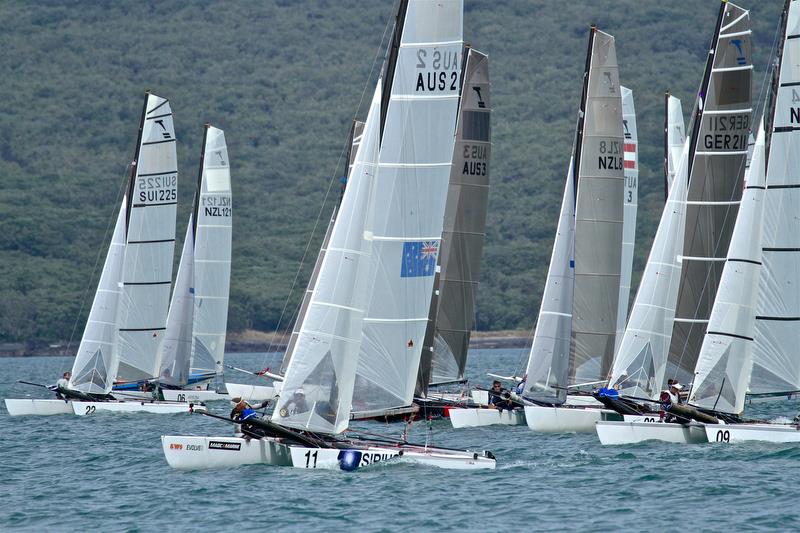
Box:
[190, 126, 232, 377]
[665, 94, 686, 194]
[273, 82, 382, 434]
[157, 219, 195, 386]
[615, 86, 638, 357]
[353, 0, 464, 414]
[69, 197, 127, 395]
[523, 159, 575, 403]
[690, 120, 765, 414]
[752, 0, 800, 394]
[569, 29, 625, 384]
[158, 126, 232, 386]
[116, 93, 179, 382]
[608, 141, 689, 398]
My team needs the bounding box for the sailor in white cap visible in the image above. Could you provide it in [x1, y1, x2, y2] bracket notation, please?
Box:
[668, 382, 684, 405]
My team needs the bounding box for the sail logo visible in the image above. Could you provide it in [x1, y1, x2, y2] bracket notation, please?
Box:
[208, 441, 242, 451]
[400, 241, 439, 278]
[337, 450, 398, 471]
[730, 39, 746, 65]
[473, 87, 486, 108]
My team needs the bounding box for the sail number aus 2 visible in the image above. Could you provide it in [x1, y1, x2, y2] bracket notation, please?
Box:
[415, 49, 459, 92]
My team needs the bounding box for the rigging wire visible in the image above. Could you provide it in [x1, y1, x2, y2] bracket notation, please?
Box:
[255, 3, 398, 373]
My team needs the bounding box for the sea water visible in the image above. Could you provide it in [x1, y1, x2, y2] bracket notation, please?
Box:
[1, 349, 799, 532]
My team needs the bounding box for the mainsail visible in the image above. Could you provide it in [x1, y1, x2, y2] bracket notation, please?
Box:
[158, 126, 233, 386]
[667, 2, 752, 386]
[524, 27, 623, 402]
[569, 28, 626, 385]
[417, 47, 491, 393]
[273, 82, 382, 433]
[69, 198, 128, 395]
[690, 120, 765, 414]
[281, 120, 366, 376]
[665, 94, 686, 197]
[751, 0, 800, 395]
[116, 93, 179, 383]
[353, 0, 464, 414]
[615, 86, 639, 358]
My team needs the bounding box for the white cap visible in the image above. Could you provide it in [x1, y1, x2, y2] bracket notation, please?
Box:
[294, 388, 305, 396]
[671, 383, 683, 391]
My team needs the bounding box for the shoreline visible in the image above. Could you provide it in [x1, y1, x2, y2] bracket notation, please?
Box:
[0, 329, 532, 358]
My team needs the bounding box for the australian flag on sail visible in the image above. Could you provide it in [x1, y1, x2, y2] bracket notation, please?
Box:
[400, 241, 439, 278]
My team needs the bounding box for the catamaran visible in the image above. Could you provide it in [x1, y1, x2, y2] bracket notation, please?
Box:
[449, 27, 635, 431]
[5, 92, 202, 416]
[596, 0, 754, 444]
[162, 0, 496, 470]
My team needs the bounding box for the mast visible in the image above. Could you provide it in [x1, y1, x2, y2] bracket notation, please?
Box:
[125, 91, 150, 236]
[571, 25, 596, 199]
[664, 91, 670, 201]
[380, 0, 409, 143]
[685, 1, 727, 181]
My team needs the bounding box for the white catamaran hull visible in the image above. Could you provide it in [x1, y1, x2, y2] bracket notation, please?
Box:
[288, 445, 496, 471]
[71, 401, 205, 416]
[225, 383, 276, 402]
[704, 423, 800, 443]
[595, 421, 708, 445]
[160, 389, 230, 402]
[4, 399, 73, 416]
[162, 436, 292, 469]
[524, 405, 622, 433]
[449, 408, 525, 428]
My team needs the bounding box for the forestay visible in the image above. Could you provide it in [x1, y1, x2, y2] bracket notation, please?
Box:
[158, 126, 233, 385]
[273, 82, 382, 434]
[615, 86, 638, 358]
[690, 120, 765, 414]
[569, 29, 625, 385]
[282, 121, 366, 376]
[667, 3, 752, 386]
[69, 198, 128, 395]
[116, 93, 179, 382]
[417, 47, 491, 391]
[353, 0, 464, 414]
[751, 0, 800, 395]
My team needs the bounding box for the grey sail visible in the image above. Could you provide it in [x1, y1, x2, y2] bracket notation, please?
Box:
[281, 121, 365, 375]
[569, 28, 626, 385]
[667, 2, 752, 386]
[115, 93, 179, 383]
[417, 47, 491, 393]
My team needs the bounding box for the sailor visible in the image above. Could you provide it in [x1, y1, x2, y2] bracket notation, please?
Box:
[286, 388, 309, 415]
[54, 371, 71, 399]
[668, 382, 683, 405]
[487, 381, 514, 411]
[514, 375, 527, 396]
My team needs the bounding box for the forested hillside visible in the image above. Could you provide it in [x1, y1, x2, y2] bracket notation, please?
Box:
[0, 0, 783, 346]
